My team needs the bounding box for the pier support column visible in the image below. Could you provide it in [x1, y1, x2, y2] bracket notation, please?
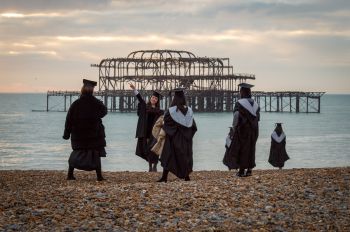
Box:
[64, 96, 67, 112]
[46, 95, 49, 112]
[119, 96, 124, 112]
[296, 96, 300, 113]
[104, 94, 108, 109]
[281, 96, 283, 112]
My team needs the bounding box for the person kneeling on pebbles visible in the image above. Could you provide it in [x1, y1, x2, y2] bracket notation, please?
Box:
[63, 79, 107, 181]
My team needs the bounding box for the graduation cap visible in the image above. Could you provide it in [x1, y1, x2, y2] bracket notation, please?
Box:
[171, 87, 187, 96]
[152, 90, 163, 100]
[275, 123, 283, 127]
[238, 83, 254, 89]
[83, 79, 97, 87]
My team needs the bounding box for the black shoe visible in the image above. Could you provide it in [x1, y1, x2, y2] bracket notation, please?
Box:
[156, 177, 167, 183]
[97, 176, 105, 181]
[245, 170, 252, 176]
[184, 176, 190, 181]
[236, 172, 245, 177]
[67, 176, 76, 180]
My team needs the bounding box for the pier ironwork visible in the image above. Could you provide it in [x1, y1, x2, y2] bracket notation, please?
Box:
[44, 50, 324, 113]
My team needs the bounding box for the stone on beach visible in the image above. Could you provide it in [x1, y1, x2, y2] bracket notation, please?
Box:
[0, 168, 349, 231]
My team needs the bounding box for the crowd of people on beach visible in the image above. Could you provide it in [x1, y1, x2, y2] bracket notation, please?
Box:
[63, 79, 289, 181]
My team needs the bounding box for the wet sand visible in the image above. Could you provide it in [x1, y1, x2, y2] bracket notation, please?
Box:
[1, 168, 349, 231]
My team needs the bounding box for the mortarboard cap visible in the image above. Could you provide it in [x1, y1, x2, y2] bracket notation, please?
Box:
[152, 90, 163, 100]
[172, 87, 186, 97]
[275, 123, 283, 127]
[172, 87, 187, 92]
[238, 83, 254, 89]
[83, 79, 97, 87]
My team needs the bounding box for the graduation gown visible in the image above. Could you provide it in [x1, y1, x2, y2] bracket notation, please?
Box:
[63, 94, 107, 150]
[223, 98, 260, 170]
[63, 94, 107, 171]
[134, 92, 163, 163]
[268, 132, 289, 168]
[160, 106, 197, 179]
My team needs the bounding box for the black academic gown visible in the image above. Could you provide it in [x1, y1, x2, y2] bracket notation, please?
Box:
[160, 107, 197, 179]
[63, 94, 107, 171]
[268, 134, 289, 168]
[134, 93, 163, 163]
[224, 99, 260, 170]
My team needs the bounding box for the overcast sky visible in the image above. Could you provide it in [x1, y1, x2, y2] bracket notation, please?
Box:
[0, 0, 349, 93]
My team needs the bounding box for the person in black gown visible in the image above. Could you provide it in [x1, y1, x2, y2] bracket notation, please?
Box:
[157, 88, 197, 182]
[63, 79, 107, 181]
[223, 83, 260, 177]
[268, 123, 289, 169]
[129, 83, 164, 172]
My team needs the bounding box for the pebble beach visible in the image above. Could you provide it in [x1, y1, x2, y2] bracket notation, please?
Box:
[1, 167, 349, 231]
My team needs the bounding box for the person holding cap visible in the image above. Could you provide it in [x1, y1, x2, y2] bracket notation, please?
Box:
[63, 79, 107, 181]
[223, 83, 260, 177]
[268, 123, 289, 169]
[129, 83, 164, 172]
[157, 87, 197, 182]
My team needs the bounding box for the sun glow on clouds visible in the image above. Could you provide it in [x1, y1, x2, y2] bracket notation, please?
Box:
[1, 12, 24, 18]
[57, 35, 179, 44]
[56, 31, 261, 45]
[1, 12, 63, 18]
[8, 50, 57, 56]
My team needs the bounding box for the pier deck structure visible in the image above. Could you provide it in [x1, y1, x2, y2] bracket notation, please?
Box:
[46, 50, 324, 113]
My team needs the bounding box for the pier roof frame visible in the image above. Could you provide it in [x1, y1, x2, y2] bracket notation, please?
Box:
[92, 49, 255, 92]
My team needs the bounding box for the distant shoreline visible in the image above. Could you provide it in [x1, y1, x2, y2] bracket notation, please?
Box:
[1, 167, 349, 231]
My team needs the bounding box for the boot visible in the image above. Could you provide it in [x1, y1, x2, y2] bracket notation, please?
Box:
[184, 175, 190, 181]
[96, 168, 105, 181]
[148, 161, 152, 172]
[152, 163, 157, 172]
[236, 168, 245, 177]
[67, 166, 76, 180]
[245, 169, 252, 176]
[157, 170, 169, 183]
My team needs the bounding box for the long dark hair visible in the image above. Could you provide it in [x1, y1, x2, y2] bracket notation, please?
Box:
[240, 87, 252, 98]
[171, 92, 187, 114]
[147, 95, 160, 109]
[146, 100, 160, 109]
[275, 125, 283, 136]
[81, 86, 93, 96]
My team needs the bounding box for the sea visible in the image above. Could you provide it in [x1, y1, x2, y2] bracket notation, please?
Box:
[0, 93, 349, 171]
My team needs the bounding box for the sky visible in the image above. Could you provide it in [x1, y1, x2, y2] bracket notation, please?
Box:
[0, 0, 349, 93]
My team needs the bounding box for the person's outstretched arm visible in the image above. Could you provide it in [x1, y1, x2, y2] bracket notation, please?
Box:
[129, 83, 145, 104]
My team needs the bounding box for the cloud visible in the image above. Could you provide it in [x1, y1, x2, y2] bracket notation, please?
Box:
[0, 0, 111, 12]
[0, 0, 349, 93]
[0, 12, 64, 18]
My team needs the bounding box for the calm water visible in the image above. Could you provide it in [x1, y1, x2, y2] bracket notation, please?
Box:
[0, 94, 349, 171]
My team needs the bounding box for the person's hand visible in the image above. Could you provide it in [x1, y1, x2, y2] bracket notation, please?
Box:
[129, 83, 135, 90]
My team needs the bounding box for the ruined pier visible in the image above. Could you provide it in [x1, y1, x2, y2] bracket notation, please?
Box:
[46, 50, 324, 113]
